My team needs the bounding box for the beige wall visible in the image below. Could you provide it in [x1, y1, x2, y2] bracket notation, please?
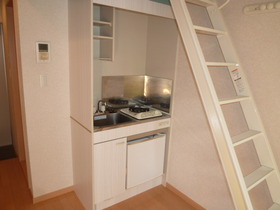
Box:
[167, 40, 235, 210]
[145, 16, 178, 80]
[17, 0, 73, 197]
[94, 9, 148, 104]
[221, 0, 280, 170]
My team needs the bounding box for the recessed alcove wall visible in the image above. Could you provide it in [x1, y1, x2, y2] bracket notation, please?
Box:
[93, 8, 178, 105]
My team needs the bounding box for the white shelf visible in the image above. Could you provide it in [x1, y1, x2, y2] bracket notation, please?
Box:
[245, 166, 274, 191]
[99, 57, 112, 61]
[185, 0, 216, 7]
[269, 203, 280, 210]
[194, 25, 226, 36]
[206, 62, 239, 67]
[93, 35, 113, 40]
[232, 130, 262, 146]
[219, 96, 250, 105]
[93, 20, 112, 27]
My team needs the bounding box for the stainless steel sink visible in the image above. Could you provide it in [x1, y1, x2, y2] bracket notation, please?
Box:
[94, 112, 135, 128]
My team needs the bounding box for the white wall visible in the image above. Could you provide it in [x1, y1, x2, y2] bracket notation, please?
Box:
[167, 40, 235, 210]
[94, 9, 148, 104]
[0, 27, 12, 147]
[145, 16, 178, 80]
[17, 0, 73, 197]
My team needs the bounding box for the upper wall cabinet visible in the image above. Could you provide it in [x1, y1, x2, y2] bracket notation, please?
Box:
[93, 4, 115, 61]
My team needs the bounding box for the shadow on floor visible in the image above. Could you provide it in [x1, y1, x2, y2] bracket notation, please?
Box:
[0, 145, 17, 161]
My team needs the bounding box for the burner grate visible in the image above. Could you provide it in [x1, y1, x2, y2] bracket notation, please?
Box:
[129, 107, 150, 113]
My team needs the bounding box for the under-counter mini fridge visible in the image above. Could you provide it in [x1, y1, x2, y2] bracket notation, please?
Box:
[127, 133, 166, 188]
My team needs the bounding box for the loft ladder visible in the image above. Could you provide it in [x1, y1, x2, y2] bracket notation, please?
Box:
[170, 0, 280, 209]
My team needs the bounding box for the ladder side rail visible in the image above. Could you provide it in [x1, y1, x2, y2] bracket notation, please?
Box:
[207, 3, 280, 204]
[170, 1, 248, 209]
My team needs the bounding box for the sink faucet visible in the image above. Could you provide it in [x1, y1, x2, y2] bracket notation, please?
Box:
[95, 100, 107, 114]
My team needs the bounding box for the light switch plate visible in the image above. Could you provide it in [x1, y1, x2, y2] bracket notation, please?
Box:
[40, 75, 48, 87]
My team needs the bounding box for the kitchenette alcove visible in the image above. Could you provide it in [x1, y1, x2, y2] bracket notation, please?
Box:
[69, 1, 179, 209]
[92, 3, 179, 209]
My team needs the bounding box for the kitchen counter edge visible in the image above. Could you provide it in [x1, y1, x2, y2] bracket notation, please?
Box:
[94, 114, 171, 133]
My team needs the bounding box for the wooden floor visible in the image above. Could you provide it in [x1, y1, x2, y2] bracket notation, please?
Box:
[106, 186, 197, 210]
[0, 158, 197, 210]
[0, 158, 85, 210]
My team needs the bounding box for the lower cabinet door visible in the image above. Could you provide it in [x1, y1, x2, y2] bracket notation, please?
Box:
[94, 137, 127, 203]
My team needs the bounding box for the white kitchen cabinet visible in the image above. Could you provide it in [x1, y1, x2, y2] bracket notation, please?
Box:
[127, 134, 166, 188]
[94, 137, 127, 204]
[93, 119, 170, 208]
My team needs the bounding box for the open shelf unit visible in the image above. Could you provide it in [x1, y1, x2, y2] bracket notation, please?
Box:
[93, 4, 115, 61]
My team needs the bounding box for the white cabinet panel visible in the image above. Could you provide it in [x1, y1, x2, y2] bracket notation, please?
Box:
[94, 138, 127, 203]
[127, 134, 166, 188]
[94, 118, 170, 144]
[93, 0, 174, 19]
[69, 0, 93, 131]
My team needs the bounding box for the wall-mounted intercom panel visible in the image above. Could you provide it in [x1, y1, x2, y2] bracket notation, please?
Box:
[36, 42, 50, 63]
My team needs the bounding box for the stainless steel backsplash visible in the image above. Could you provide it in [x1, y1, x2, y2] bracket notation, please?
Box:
[102, 75, 172, 113]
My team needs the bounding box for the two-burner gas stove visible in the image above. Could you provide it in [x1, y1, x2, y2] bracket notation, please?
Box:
[120, 106, 162, 120]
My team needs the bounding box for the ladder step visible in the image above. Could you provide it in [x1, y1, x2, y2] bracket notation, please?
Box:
[185, 0, 216, 7]
[269, 203, 280, 210]
[93, 35, 113, 40]
[245, 166, 274, 191]
[206, 62, 239, 67]
[194, 25, 226, 36]
[93, 20, 112, 27]
[232, 130, 262, 146]
[219, 96, 250, 105]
